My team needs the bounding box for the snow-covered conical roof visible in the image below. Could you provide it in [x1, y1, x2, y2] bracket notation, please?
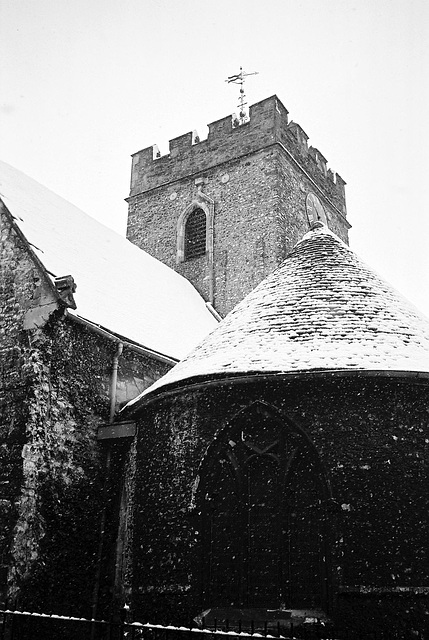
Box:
[0, 160, 217, 360]
[127, 223, 429, 409]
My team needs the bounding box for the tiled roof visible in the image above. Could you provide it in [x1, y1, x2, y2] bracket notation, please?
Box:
[127, 224, 429, 407]
[0, 160, 218, 360]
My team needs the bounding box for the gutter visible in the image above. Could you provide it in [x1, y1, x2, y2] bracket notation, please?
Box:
[64, 309, 178, 365]
[2, 199, 178, 366]
[124, 368, 429, 415]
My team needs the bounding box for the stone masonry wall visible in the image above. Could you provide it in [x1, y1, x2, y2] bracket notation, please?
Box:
[127, 148, 281, 313]
[131, 376, 429, 635]
[12, 316, 171, 617]
[275, 149, 349, 251]
[127, 96, 350, 317]
[0, 205, 172, 614]
[128, 96, 347, 213]
[0, 205, 57, 607]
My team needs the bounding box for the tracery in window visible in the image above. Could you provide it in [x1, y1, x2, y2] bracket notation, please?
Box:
[199, 402, 331, 610]
[184, 208, 206, 260]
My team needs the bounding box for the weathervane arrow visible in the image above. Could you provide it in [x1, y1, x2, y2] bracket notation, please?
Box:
[225, 66, 259, 124]
[227, 73, 242, 83]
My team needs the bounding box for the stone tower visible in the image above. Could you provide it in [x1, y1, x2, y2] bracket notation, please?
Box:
[126, 95, 350, 317]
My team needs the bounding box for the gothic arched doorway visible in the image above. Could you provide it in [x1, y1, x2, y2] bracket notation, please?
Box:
[198, 402, 331, 611]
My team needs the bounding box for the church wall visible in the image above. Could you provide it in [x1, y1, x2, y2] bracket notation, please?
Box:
[2, 311, 170, 616]
[128, 96, 347, 210]
[275, 150, 349, 250]
[0, 206, 172, 614]
[127, 96, 350, 317]
[0, 206, 41, 607]
[131, 376, 429, 634]
[127, 145, 349, 318]
[127, 147, 281, 315]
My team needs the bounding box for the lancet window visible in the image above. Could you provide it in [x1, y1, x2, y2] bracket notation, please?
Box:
[184, 208, 206, 260]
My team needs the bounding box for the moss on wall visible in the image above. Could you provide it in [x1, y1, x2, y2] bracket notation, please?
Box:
[131, 376, 429, 633]
[1, 206, 172, 613]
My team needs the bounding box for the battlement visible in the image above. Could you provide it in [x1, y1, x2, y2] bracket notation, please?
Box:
[129, 95, 346, 214]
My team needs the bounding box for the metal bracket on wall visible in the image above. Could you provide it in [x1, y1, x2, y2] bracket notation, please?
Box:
[97, 421, 136, 441]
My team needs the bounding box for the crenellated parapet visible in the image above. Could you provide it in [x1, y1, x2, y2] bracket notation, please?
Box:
[129, 95, 347, 215]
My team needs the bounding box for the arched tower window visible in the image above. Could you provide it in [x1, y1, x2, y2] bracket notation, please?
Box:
[176, 197, 214, 266]
[184, 208, 206, 260]
[198, 402, 331, 611]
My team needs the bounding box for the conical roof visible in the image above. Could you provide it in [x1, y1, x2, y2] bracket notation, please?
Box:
[126, 224, 429, 409]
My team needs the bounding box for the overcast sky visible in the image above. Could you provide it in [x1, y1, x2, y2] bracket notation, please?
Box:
[1, 0, 428, 316]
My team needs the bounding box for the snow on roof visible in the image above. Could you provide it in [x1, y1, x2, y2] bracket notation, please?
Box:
[127, 223, 429, 408]
[0, 160, 218, 360]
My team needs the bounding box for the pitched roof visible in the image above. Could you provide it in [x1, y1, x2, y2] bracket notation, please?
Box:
[127, 223, 429, 408]
[0, 160, 217, 360]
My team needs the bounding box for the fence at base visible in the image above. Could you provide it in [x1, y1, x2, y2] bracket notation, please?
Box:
[0, 609, 426, 640]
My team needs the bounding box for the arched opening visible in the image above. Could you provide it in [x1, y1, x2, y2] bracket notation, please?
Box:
[199, 402, 331, 611]
[184, 208, 206, 260]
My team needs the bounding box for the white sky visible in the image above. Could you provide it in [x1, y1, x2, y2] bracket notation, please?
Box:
[1, 0, 428, 317]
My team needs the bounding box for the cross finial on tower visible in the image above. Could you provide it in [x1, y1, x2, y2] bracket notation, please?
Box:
[226, 66, 258, 125]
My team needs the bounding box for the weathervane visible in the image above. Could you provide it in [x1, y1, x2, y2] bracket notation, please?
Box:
[226, 67, 258, 125]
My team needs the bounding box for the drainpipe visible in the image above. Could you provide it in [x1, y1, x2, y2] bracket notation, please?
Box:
[207, 208, 215, 307]
[109, 342, 123, 424]
[91, 341, 123, 630]
[205, 301, 222, 322]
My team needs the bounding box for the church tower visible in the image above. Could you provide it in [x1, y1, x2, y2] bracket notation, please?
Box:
[126, 95, 350, 317]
